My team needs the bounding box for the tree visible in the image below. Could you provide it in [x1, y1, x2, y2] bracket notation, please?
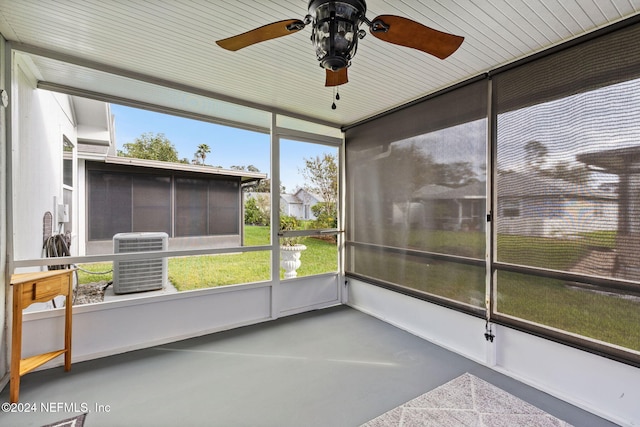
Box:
[524, 141, 591, 184]
[378, 143, 478, 205]
[524, 140, 548, 171]
[300, 153, 338, 225]
[231, 164, 260, 173]
[545, 161, 591, 184]
[231, 165, 282, 193]
[244, 196, 270, 226]
[194, 143, 211, 165]
[118, 132, 179, 162]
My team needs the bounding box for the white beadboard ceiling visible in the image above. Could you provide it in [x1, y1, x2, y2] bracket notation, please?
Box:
[1, 0, 639, 129]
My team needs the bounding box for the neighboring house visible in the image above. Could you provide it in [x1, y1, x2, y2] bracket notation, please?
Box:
[496, 172, 617, 238]
[409, 173, 617, 238]
[411, 182, 486, 231]
[280, 188, 324, 220]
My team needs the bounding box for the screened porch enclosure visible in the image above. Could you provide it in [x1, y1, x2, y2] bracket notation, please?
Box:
[2, 6, 640, 427]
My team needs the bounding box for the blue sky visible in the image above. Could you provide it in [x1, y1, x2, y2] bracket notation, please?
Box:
[110, 104, 336, 192]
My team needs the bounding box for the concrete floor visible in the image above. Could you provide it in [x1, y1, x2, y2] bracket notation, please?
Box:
[0, 306, 618, 426]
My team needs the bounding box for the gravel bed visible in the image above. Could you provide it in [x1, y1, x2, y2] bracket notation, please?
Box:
[74, 281, 108, 305]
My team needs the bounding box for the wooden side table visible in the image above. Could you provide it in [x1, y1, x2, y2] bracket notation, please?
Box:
[10, 269, 75, 403]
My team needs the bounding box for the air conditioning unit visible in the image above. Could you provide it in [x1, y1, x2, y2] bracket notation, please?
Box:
[113, 232, 168, 294]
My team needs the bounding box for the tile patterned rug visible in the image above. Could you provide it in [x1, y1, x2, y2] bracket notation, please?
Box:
[41, 413, 87, 427]
[361, 373, 574, 427]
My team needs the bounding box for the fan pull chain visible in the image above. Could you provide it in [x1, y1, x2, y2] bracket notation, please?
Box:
[331, 88, 340, 110]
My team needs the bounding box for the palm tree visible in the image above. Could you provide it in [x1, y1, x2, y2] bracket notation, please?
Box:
[195, 143, 211, 165]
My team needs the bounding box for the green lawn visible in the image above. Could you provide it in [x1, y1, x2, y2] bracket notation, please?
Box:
[352, 250, 486, 308]
[497, 271, 640, 351]
[77, 226, 337, 291]
[76, 262, 114, 284]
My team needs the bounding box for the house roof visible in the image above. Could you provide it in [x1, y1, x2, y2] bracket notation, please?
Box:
[414, 174, 616, 200]
[434, 181, 486, 200]
[293, 188, 324, 203]
[413, 184, 454, 200]
[279, 189, 326, 205]
[414, 182, 485, 201]
[577, 145, 640, 174]
[103, 156, 267, 183]
[1, 2, 637, 129]
[281, 194, 302, 205]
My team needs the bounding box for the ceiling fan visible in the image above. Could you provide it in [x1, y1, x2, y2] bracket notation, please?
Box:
[216, 0, 464, 88]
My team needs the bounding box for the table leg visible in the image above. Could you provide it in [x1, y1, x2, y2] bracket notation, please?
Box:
[10, 284, 22, 403]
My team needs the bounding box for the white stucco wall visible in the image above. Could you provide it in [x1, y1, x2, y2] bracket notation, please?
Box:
[12, 54, 77, 263]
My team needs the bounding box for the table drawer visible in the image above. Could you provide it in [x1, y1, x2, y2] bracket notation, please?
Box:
[20, 274, 68, 306]
[35, 275, 65, 300]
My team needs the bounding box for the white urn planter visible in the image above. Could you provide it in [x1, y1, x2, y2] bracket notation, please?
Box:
[280, 244, 307, 279]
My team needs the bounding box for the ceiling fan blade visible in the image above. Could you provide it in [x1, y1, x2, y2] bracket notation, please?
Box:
[216, 19, 305, 51]
[325, 68, 349, 87]
[369, 15, 464, 59]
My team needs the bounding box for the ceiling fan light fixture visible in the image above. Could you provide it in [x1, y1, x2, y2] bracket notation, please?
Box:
[216, 0, 463, 87]
[309, 0, 366, 71]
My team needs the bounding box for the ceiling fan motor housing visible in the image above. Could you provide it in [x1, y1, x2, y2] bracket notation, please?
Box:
[309, 0, 367, 71]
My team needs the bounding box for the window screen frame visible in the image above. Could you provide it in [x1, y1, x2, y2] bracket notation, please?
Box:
[344, 79, 490, 318]
[344, 17, 640, 367]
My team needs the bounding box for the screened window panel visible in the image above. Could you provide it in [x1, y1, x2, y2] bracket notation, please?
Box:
[175, 178, 208, 237]
[63, 138, 73, 187]
[208, 179, 239, 235]
[351, 245, 486, 308]
[496, 271, 640, 353]
[347, 121, 487, 255]
[132, 175, 171, 234]
[63, 158, 73, 187]
[346, 80, 488, 307]
[88, 171, 132, 240]
[493, 21, 640, 359]
[496, 70, 640, 284]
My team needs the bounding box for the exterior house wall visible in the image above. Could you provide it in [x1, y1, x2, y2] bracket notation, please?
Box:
[296, 188, 321, 220]
[280, 197, 303, 218]
[542, 199, 618, 237]
[12, 55, 77, 263]
[281, 189, 323, 221]
[497, 197, 617, 238]
[498, 198, 544, 236]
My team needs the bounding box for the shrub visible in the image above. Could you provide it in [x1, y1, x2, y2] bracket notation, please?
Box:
[280, 214, 304, 246]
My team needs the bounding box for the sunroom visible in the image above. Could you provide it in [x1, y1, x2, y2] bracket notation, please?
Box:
[0, 1, 639, 426]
